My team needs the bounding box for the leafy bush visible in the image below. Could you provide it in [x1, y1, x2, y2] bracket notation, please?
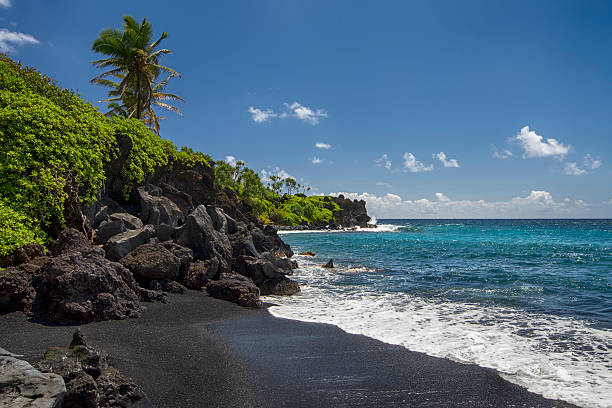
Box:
[0, 200, 45, 257]
[0, 55, 115, 229]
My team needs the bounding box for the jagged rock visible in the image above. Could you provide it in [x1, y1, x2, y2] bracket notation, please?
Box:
[69, 329, 87, 349]
[206, 274, 261, 308]
[161, 242, 193, 279]
[31, 250, 141, 324]
[94, 219, 127, 245]
[96, 366, 151, 408]
[35, 331, 151, 408]
[137, 184, 184, 228]
[155, 223, 180, 242]
[159, 182, 194, 215]
[177, 205, 232, 273]
[109, 213, 144, 230]
[299, 251, 316, 256]
[93, 206, 110, 229]
[259, 276, 301, 296]
[63, 372, 98, 408]
[148, 161, 215, 210]
[51, 228, 104, 257]
[323, 259, 334, 268]
[0, 262, 42, 313]
[331, 195, 371, 227]
[235, 252, 293, 286]
[0, 349, 66, 408]
[0, 242, 45, 268]
[182, 259, 219, 289]
[251, 226, 293, 258]
[104, 225, 155, 262]
[148, 279, 186, 294]
[119, 243, 180, 281]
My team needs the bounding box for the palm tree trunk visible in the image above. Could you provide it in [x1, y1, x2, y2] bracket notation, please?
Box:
[136, 69, 142, 119]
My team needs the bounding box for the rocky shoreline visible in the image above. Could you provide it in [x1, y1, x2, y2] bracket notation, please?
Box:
[0, 139, 374, 406]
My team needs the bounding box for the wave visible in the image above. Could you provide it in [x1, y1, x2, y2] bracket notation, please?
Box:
[277, 223, 402, 234]
[263, 259, 612, 408]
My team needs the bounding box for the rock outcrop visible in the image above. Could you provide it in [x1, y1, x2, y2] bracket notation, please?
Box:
[119, 243, 181, 281]
[0, 347, 66, 408]
[36, 330, 151, 408]
[330, 195, 371, 228]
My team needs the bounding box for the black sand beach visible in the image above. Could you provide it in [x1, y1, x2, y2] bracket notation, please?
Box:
[1, 291, 578, 408]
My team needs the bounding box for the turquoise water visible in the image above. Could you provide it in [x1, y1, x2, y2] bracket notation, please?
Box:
[265, 220, 612, 408]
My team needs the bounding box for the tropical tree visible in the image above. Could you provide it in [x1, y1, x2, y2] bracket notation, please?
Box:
[91, 16, 183, 134]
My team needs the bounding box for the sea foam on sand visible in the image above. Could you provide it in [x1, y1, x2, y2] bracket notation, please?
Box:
[263, 256, 612, 408]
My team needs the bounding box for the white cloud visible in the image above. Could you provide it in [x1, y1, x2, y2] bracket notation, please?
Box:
[514, 126, 570, 159]
[248, 101, 327, 124]
[564, 162, 587, 176]
[0, 28, 39, 53]
[285, 101, 327, 124]
[604, 199, 612, 205]
[248, 107, 277, 123]
[584, 154, 602, 169]
[260, 167, 294, 183]
[403, 152, 433, 173]
[493, 149, 513, 159]
[376, 181, 392, 188]
[434, 152, 460, 168]
[329, 190, 590, 218]
[311, 157, 322, 164]
[375, 154, 392, 170]
[435, 192, 450, 202]
[0, 0, 12, 8]
[315, 142, 331, 149]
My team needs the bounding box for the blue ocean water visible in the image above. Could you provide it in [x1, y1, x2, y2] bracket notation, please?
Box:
[265, 220, 612, 408]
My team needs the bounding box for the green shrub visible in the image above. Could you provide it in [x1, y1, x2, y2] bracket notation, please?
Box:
[0, 200, 45, 258]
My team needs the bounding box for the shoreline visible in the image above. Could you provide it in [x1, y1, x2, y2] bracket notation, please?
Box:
[1, 290, 579, 407]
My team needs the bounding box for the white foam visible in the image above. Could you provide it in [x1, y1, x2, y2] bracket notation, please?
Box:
[263, 260, 612, 408]
[277, 224, 401, 234]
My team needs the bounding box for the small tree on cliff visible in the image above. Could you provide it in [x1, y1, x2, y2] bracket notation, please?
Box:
[91, 16, 183, 134]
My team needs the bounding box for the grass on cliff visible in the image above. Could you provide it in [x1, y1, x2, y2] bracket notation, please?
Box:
[0, 54, 208, 256]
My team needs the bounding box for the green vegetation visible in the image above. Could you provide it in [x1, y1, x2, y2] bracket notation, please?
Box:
[214, 160, 339, 226]
[91, 15, 183, 134]
[0, 54, 206, 256]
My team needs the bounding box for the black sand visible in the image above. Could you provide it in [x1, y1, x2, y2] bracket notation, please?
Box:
[1, 291, 579, 407]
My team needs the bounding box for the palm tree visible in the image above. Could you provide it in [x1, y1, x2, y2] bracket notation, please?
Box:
[91, 16, 184, 133]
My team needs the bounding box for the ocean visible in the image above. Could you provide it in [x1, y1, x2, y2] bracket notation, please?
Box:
[264, 219, 612, 408]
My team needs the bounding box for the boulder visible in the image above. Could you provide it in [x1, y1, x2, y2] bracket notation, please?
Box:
[0, 262, 43, 313]
[161, 242, 193, 279]
[104, 225, 155, 262]
[138, 288, 168, 303]
[94, 218, 126, 245]
[109, 212, 144, 230]
[93, 206, 110, 229]
[30, 250, 141, 324]
[96, 366, 150, 408]
[177, 205, 232, 273]
[323, 259, 334, 268]
[299, 251, 316, 256]
[51, 228, 103, 257]
[155, 223, 180, 242]
[119, 243, 180, 281]
[182, 259, 219, 289]
[0, 242, 45, 268]
[206, 274, 261, 308]
[159, 182, 194, 215]
[259, 276, 301, 296]
[251, 226, 293, 258]
[0, 348, 66, 408]
[137, 184, 184, 228]
[235, 252, 294, 286]
[63, 372, 98, 408]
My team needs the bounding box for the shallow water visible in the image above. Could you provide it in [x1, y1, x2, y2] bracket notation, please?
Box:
[265, 219, 612, 408]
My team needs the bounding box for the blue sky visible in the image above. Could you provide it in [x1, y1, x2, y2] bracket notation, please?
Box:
[2, 0, 611, 217]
